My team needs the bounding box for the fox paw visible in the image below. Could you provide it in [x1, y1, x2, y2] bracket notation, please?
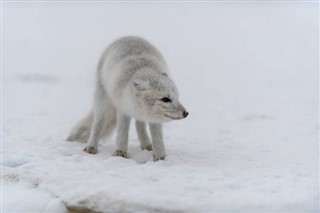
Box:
[141, 144, 153, 151]
[153, 155, 165, 161]
[83, 146, 98, 154]
[112, 150, 129, 158]
[66, 136, 74, 142]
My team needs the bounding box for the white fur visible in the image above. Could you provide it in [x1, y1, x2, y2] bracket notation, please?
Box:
[68, 36, 188, 160]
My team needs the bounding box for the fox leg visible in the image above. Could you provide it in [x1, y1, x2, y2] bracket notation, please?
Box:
[136, 121, 152, 151]
[149, 123, 166, 161]
[112, 112, 131, 158]
[84, 84, 107, 154]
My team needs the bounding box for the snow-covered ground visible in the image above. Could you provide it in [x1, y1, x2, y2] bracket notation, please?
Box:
[2, 2, 319, 212]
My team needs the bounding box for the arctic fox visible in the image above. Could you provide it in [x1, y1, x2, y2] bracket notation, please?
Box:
[67, 36, 188, 161]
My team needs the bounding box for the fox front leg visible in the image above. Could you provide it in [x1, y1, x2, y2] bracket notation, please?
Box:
[149, 123, 166, 161]
[136, 121, 152, 151]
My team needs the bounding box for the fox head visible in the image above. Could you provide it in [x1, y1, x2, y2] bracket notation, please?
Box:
[131, 74, 188, 122]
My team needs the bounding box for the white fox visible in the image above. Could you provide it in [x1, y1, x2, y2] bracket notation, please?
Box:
[67, 36, 188, 161]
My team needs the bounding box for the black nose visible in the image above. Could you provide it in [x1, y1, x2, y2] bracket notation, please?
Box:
[183, 111, 189, 118]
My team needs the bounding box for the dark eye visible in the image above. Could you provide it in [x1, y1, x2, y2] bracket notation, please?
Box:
[161, 97, 171, 103]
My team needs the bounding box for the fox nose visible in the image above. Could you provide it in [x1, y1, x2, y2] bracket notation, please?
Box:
[183, 111, 189, 118]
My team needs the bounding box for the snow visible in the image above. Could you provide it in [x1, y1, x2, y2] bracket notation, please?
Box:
[2, 2, 319, 212]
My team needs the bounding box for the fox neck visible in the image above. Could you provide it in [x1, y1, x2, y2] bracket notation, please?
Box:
[120, 83, 148, 121]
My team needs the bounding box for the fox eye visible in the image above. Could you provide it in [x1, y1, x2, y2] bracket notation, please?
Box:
[161, 97, 171, 103]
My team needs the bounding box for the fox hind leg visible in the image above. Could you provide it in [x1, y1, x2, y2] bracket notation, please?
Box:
[112, 112, 131, 158]
[84, 83, 109, 154]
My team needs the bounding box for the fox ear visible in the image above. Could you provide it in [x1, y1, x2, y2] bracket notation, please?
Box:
[133, 78, 148, 91]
